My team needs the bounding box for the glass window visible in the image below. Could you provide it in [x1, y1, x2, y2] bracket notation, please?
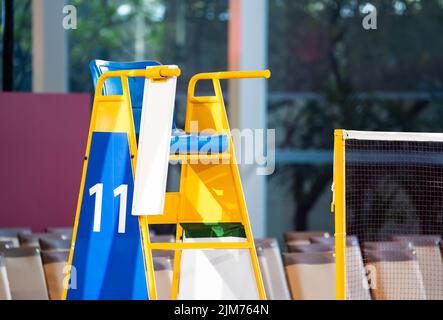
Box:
[268, 0, 443, 239]
[68, 0, 228, 126]
[0, 0, 32, 91]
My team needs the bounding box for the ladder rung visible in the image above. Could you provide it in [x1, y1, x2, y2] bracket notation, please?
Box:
[94, 96, 125, 103]
[168, 153, 231, 162]
[149, 242, 252, 250]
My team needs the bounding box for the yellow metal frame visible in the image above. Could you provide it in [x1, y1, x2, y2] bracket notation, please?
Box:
[332, 129, 346, 300]
[63, 66, 270, 300]
[62, 66, 180, 300]
[146, 69, 271, 300]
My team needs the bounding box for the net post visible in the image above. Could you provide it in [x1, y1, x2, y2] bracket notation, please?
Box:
[333, 129, 347, 300]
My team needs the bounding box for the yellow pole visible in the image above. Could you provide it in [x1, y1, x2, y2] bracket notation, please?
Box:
[139, 216, 157, 300]
[333, 129, 346, 300]
[170, 224, 183, 300]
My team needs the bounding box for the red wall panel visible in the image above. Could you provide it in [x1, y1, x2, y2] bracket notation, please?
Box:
[0, 92, 90, 231]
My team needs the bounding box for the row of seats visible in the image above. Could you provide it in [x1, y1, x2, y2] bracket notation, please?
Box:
[0, 228, 186, 300]
[0, 228, 178, 300]
[363, 235, 443, 300]
[282, 231, 443, 300]
[282, 231, 337, 300]
[0, 228, 72, 300]
[0, 228, 293, 300]
[2, 227, 442, 299]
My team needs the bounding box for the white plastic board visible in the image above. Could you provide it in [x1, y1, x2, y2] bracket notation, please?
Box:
[263, 247, 291, 300]
[257, 252, 274, 299]
[132, 65, 177, 216]
[177, 237, 259, 300]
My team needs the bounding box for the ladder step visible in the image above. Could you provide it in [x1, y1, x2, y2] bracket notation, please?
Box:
[94, 96, 125, 103]
[169, 153, 231, 162]
[149, 242, 253, 250]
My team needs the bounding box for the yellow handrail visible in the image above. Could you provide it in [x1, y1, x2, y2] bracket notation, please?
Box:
[188, 69, 271, 99]
[94, 66, 181, 98]
[149, 242, 252, 250]
[333, 129, 347, 300]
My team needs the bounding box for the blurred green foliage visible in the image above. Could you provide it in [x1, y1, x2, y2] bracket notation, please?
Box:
[68, 0, 228, 93]
[268, 0, 443, 230]
[0, 0, 32, 91]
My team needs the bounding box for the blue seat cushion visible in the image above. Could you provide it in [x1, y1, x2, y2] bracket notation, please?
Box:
[170, 130, 228, 154]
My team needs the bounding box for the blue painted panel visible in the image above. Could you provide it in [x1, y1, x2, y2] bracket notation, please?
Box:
[67, 132, 148, 300]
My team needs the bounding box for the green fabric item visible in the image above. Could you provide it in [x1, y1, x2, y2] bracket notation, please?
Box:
[181, 223, 246, 239]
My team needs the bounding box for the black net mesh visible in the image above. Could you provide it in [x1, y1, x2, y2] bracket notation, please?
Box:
[344, 137, 443, 300]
